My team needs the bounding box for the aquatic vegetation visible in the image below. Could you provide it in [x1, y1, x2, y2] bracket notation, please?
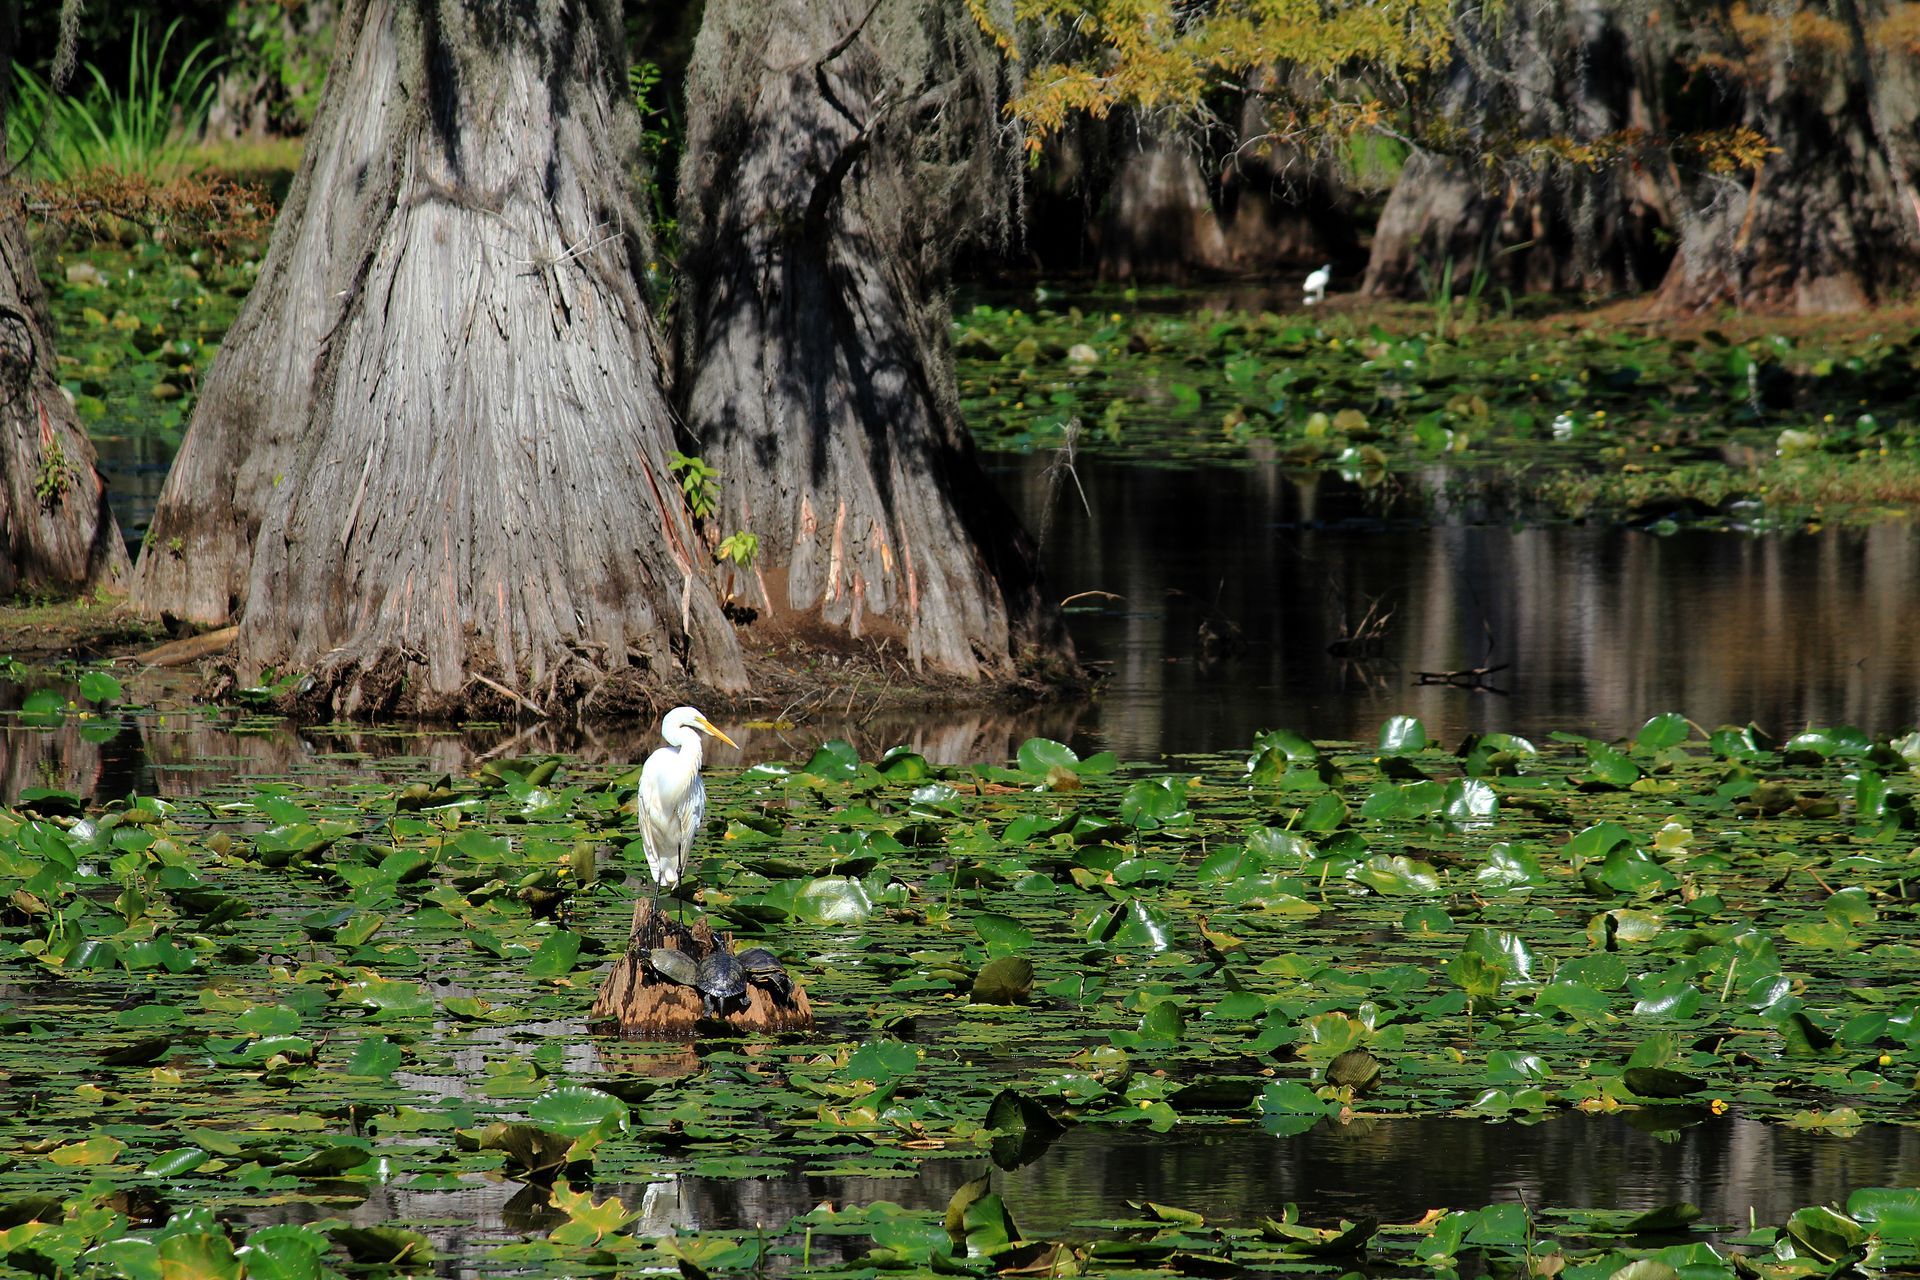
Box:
[954, 299, 1920, 526]
[42, 241, 255, 454]
[1, 709, 1918, 1274]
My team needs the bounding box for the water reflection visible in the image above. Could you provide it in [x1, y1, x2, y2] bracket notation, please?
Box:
[636, 1115, 1920, 1238]
[265, 1113, 1916, 1261]
[0, 694, 1086, 804]
[998, 454, 1920, 758]
[11, 455, 1920, 802]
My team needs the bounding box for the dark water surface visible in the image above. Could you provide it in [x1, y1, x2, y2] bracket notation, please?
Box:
[993, 453, 1920, 758]
[22, 421, 1920, 1275]
[662, 1113, 1920, 1238]
[13, 454, 1920, 799]
[274, 1112, 1919, 1260]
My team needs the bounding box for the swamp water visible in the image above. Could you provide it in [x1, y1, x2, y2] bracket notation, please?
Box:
[4, 713, 1920, 1276]
[9, 285, 1920, 1276]
[18, 453, 1920, 793]
[235, 1116, 1920, 1257]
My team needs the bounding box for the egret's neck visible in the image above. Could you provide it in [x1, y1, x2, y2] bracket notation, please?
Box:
[666, 725, 705, 771]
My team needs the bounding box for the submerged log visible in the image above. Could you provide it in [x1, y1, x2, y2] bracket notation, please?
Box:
[590, 900, 812, 1038]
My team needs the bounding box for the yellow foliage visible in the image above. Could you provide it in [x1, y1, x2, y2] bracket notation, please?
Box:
[1871, 3, 1920, 53]
[989, 0, 1455, 140]
[1686, 1, 1920, 82]
[1727, 1, 1846, 54]
[1515, 125, 1774, 176]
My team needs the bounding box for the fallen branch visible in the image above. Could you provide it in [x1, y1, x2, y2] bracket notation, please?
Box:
[469, 672, 549, 719]
[134, 625, 239, 667]
[1413, 663, 1510, 688]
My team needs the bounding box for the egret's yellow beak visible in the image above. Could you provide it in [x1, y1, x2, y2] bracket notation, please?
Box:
[697, 716, 738, 750]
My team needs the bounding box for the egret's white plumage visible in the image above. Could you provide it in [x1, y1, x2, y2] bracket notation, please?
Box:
[637, 706, 738, 904]
[1303, 263, 1332, 306]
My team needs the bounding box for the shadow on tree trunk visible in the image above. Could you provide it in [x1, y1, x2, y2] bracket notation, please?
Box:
[678, 0, 1073, 686]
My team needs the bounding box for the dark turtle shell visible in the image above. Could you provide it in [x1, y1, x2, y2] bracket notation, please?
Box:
[736, 947, 793, 998]
[695, 950, 749, 1016]
[648, 947, 699, 986]
[696, 950, 748, 999]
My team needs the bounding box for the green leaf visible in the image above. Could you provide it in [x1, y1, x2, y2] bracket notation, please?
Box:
[525, 930, 583, 978]
[1297, 793, 1347, 832]
[1443, 778, 1498, 821]
[800, 739, 861, 780]
[1251, 729, 1320, 763]
[49, 1134, 126, 1165]
[529, 1086, 629, 1138]
[1582, 743, 1641, 787]
[793, 875, 874, 924]
[79, 671, 124, 703]
[1378, 715, 1428, 753]
[1623, 1066, 1706, 1099]
[21, 688, 65, 725]
[277, 1137, 375, 1178]
[1847, 1188, 1920, 1242]
[1256, 1081, 1335, 1136]
[972, 912, 1033, 954]
[1120, 777, 1190, 829]
[1634, 712, 1690, 753]
[1608, 1262, 1681, 1280]
[971, 956, 1034, 1004]
[158, 1231, 240, 1280]
[1785, 1206, 1867, 1261]
[1349, 853, 1441, 895]
[1567, 822, 1635, 860]
[347, 1036, 403, 1079]
[1086, 899, 1173, 950]
[1476, 843, 1544, 889]
[1135, 999, 1186, 1043]
[238, 1224, 331, 1280]
[144, 1147, 210, 1177]
[326, 1225, 435, 1268]
[1447, 951, 1502, 1001]
[877, 746, 930, 781]
[838, 1041, 921, 1085]
[1463, 927, 1533, 983]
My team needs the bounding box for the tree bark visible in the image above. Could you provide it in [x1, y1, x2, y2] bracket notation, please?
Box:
[677, 0, 1070, 682]
[222, 0, 744, 717]
[1655, 0, 1920, 314]
[1363, 0, 1670, 299]
[131, 0, 397, 626]
[1099, 130, 1233, 282]
[0, 197, 128, 595]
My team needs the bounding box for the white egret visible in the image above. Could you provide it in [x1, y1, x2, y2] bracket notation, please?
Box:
[1303, 262, 1332, 306]
[637, 706, 738, 917]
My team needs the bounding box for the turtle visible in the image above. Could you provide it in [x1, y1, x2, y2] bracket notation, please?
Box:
[648, 947, 699, 987]
[694, 949, 749, 1017]
[735, 947, 793, 1002]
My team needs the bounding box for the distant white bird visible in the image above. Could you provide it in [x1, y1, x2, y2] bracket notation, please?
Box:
[1303, 263, 1333, 306]
[637, 706, 738, 916]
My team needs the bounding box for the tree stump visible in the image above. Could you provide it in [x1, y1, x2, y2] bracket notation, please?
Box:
[590, 900, 812, 1038]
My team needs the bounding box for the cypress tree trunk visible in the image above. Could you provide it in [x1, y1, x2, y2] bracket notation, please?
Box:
[132, 0, 396, 626]
[1656, 0, 1920, 314]
[1363, 0, 1670, 299]
[223, 0, 744, 717]
[1100, 131, 1232, 282]
[677, 0, 1069, 682]
[0, 200, 128, 595]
